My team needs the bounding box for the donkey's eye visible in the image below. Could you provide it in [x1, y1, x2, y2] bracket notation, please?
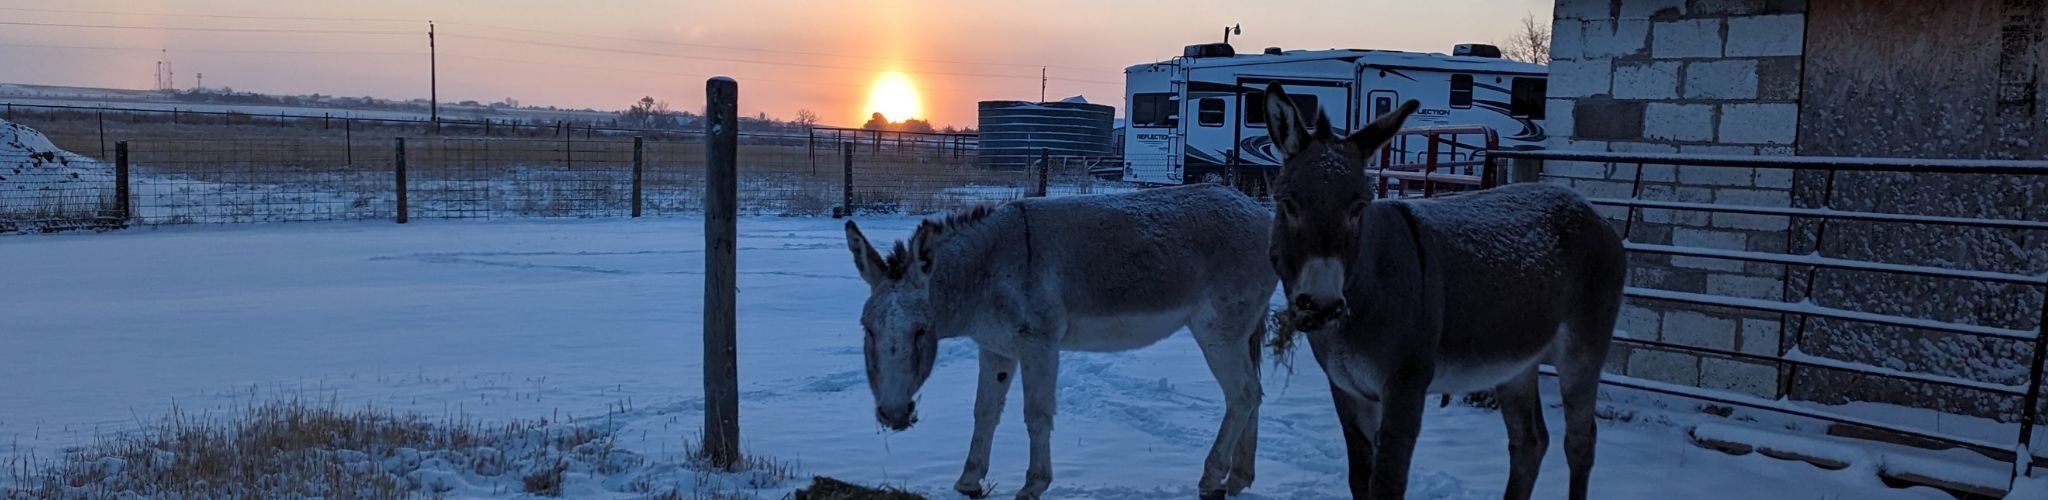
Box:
[1279, 199, 1299, 217]
[864, 326, 876, 340]
[913, 328, 929, 341]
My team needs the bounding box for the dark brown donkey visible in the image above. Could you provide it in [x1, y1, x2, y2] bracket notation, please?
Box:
[1260, 82, 1626, 500]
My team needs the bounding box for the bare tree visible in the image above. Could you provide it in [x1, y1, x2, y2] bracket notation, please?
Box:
[1500, 13, 1551, 64]
[794, 108, 819, 129]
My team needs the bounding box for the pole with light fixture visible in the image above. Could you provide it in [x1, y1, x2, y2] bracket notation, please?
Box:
[1223, 24, 1240, 44]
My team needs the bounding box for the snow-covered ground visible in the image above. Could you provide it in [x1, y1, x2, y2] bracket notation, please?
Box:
[0, 218, 1977, 498]
[1, 119, 116, 224]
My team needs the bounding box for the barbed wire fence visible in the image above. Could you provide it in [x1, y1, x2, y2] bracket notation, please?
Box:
[1, 103, 1145, 232]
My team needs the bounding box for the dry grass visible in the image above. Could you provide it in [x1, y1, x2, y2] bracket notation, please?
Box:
[1, 399, 640, 499]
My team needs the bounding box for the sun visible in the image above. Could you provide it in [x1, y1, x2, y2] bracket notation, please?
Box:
[863, 71, 924, 123]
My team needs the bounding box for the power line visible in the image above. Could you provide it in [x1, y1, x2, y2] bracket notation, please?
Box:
[0, 41, 421, 56]
[0, 6, 1122, 78]
[441, 33, 1120, 85]
[0, 6, 416, 23]
[0, 20, 412, 35]
[439, 20, 1114, 74]
[439, 53, 1115, 96]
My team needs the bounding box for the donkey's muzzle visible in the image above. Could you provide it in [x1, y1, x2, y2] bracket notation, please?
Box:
[1290, 294, 1348, 331]
[876, 401, 918, 431]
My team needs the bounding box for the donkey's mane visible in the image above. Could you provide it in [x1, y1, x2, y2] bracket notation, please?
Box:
[881, 203, 997, 279]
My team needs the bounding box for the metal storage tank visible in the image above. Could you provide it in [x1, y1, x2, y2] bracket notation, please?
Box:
[976, 98, 1116, 169]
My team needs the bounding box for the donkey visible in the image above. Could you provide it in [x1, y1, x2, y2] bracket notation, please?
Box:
[843, 184, 1278, 500]
[1259, 83, 1626, 500]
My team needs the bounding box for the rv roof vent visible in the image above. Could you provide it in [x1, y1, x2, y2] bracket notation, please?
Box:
[1453, 43, 1502, 58]
[1182, 43, 1236, 59]
[1263, 47, 1283, 55]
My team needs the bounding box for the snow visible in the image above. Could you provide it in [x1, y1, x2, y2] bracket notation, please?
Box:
[1623, 242, 2048, 286]
[0, 119, 116, 225]
[0, 218, 1975, 498]
[1628, 287, 2040, 341]
[1588, 197, 2048, 232]
[1783, 348, 2027, 395]
[1498, 150, 2048, 174]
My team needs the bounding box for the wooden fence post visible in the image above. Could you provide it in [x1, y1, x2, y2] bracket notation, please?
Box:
[1036, 148, 1050, 197]
[97, 108, 107, 159]
[631, 136, 644, 218]
[395, 137, 409, 224]
[841, 141, 854, 217]
[702, 76, 741, 468]
[114, 141, 131, 225]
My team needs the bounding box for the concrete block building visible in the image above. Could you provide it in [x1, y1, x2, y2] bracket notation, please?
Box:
[1542, 0, 2046, 417]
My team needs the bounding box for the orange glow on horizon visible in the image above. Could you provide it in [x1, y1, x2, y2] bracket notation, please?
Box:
[861, 71, 924, 123]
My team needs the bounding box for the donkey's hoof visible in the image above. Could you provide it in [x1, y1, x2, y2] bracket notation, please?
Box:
[954, 482, 987, 499]
[1225, 476, 1254, 495]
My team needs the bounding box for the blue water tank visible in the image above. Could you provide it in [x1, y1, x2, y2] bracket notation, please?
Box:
[976, 99, 1116, 169]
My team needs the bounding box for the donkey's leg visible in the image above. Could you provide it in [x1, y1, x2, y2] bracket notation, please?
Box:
[1367, 372, 1429, 500]
[955, 348, 1017, 499]
[1494, 367, 1548, 500]
[1014, 345, 1060, 500]
[1561, 313, 1617, 500]
[1226, 326, 1265, 494]
[1329, 382, 1379, 499]
[1193, 327, 1262, 499]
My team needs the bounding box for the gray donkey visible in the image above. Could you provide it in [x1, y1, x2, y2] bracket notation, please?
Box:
[1260, 83, 1626, 500]
[843, 184, 1278, 500]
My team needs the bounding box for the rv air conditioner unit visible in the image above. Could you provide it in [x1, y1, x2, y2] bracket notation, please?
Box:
[1454, 44, 1502, 58]
[1183, 43, 1236, 59]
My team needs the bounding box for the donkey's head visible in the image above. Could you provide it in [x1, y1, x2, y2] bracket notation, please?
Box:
[843, 220, 942, 431]
[1263, 82, 1418, 330]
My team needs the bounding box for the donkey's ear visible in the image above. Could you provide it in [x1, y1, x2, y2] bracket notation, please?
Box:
[844, 220, 888, 286]
[906, 220, 942, 280]
[1263, 82, 1313, 158]
[1344, 100, 1420, 168]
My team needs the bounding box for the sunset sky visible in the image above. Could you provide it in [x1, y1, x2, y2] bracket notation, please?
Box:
[0, 0, 1551, 128]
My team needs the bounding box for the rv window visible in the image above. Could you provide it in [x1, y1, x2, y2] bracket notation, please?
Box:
[1450, 74, 1474, 109]
[1197, 98, 1226, 127]
[1510, 78, 1546, 119]
[1374, 97, 1393, 118]
[1244, 92, 1320, 127]
[1131, 93, 1177, 128]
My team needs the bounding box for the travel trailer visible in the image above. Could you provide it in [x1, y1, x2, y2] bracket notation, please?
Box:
[1120, 43, 1548, 186]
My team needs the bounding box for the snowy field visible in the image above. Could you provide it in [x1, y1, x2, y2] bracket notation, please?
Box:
[0, 218, 1966, 498]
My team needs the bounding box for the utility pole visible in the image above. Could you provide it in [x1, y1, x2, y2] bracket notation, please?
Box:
[1040, 67, 1047, 102]
[429, 21, 438, 129]
[196, 73, 203, 91]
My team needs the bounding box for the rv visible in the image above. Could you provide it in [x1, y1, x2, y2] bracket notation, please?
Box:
[1120, 43, 1549, 186]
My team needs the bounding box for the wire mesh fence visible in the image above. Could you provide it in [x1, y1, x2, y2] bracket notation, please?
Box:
[3, 133, 1163, 233]
[127, 139, 395, 225]
[407, 138, 638, 219]
[0, 148, 120, 232]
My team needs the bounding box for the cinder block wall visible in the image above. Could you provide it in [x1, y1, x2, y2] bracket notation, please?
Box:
[1543, 0, 1809, 397]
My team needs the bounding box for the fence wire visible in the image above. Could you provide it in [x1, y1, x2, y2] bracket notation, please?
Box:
[409, 138, 636, 219]
[0, 149, 119, 232]
[4, 108, 1172, 233]
[128, 139, 393, 225]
